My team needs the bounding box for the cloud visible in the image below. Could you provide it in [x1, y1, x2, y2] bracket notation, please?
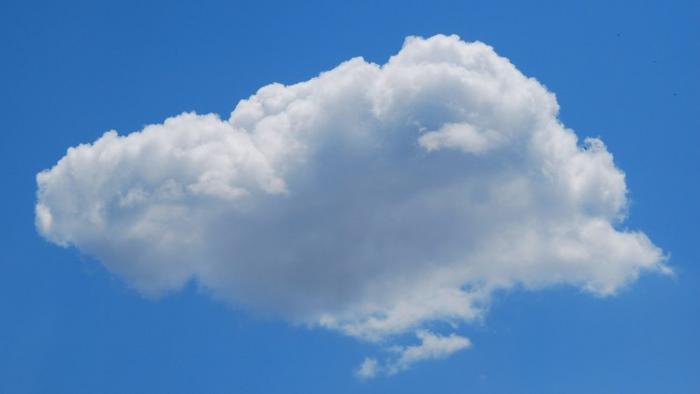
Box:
[35, 34, 668, 370]
[356, 330, 471, 379]
[355, 357, 379, 380]
[387, 330, 471, 376]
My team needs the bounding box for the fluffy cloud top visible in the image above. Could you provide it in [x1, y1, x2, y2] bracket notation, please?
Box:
[36, 34, 667, 372]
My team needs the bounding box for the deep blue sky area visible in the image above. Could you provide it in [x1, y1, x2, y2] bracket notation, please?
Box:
[1, 1, 698, 393]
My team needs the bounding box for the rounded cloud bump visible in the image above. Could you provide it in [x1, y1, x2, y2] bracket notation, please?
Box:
[36, 34, 667, 341]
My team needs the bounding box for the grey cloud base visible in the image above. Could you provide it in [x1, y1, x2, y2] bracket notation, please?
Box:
[36, 35, 667, 367]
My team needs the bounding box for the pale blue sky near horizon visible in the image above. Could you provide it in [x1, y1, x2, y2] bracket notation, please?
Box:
[1, 1, 698, 393]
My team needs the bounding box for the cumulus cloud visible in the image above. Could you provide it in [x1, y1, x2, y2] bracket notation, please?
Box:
[36, 34, 667, 371]
[356, 330, 470, 379]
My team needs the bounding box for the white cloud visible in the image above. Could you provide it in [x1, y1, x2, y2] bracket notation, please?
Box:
[35, 34, 668, 369]
[355, 357, 379, 380]
[355, 330, 471, 378]
[387, 330, 471, 375]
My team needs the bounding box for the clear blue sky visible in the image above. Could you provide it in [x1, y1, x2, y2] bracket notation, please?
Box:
[1, 1, 698, 393]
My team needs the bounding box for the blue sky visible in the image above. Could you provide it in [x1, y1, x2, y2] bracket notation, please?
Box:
[1, 1, 698, 393]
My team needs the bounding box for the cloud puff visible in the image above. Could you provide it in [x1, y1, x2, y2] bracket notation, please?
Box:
[36, 35, 667, 364]
[356, 330, 470, 379]
[355, 357, 379, 380]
